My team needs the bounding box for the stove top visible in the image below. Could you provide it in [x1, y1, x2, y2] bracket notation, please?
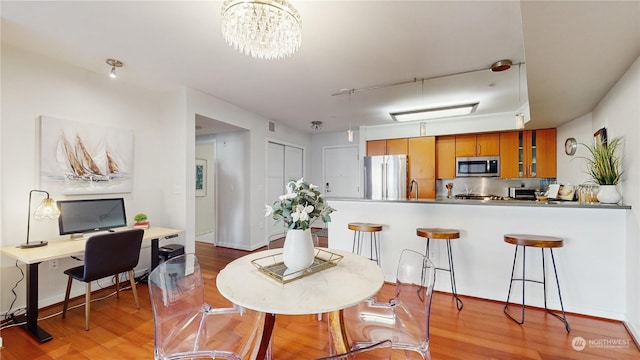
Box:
[454, 193, 508, 201]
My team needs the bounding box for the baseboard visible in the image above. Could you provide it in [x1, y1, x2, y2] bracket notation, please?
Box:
[196, 231, 215, 244]
[623, 320, 640, 350]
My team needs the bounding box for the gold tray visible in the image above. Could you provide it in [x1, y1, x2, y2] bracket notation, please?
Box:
[251, 248, 344, 284]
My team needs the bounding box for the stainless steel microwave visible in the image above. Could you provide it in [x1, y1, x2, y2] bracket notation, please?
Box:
[455, 156, 500, 177]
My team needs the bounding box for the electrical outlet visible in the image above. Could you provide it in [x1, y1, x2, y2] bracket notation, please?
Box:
[49, 259, 59, 270]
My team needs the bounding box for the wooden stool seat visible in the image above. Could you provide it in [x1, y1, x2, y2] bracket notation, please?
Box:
[348, 223, 383, 232]
[504, 234, 563, 248]
[503, 233, 570, 332]
[416, 228, 460, 240]
[348, 223, 383, 264]
[416, 227, 463, 310]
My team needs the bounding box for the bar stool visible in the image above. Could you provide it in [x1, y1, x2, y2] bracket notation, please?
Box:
[503, 234, 570, 332]
[416, 228, 463, 310]
[348, 222, 383, 264]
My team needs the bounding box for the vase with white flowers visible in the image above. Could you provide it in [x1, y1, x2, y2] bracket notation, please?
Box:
[265, 178, 336, 271]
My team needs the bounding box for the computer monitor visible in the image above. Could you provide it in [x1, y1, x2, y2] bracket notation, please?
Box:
[57, 198, 127, 237]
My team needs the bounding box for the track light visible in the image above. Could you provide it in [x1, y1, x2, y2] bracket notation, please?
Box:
[516, 113, 525, 129]
[106, 59, 123, 79]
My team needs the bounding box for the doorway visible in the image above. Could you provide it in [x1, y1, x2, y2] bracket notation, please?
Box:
[195, 114, 248, 246]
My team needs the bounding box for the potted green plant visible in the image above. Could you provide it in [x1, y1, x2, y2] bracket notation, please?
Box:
[582, 136, 623, 204]
[133, 213, 150, 229]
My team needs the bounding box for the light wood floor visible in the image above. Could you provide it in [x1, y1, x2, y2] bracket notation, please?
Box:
[1, 237, 638, 359]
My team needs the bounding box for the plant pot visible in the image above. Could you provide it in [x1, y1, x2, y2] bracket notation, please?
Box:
[597, 185, 621, 204]
[133, 221, 150, 229]
[282, 229, 315, 272]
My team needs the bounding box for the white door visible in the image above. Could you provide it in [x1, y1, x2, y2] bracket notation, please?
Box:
[323, 146, 360, 197]
[267, 143, 285, 238]
[284, 146, 303, 183]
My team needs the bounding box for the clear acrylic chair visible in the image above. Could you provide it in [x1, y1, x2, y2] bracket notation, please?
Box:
[316, 339, 392, 360]
[332, 249, 436, 359]
[148, 253, 266, 360]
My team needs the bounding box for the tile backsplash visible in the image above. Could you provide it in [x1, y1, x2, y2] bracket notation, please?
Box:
[435, 178, 556, 198]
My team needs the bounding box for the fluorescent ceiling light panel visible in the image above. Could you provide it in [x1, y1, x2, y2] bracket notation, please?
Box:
[390, 103, 479, 122]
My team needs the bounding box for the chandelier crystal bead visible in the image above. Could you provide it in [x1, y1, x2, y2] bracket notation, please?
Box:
[221, 0, 302, 60]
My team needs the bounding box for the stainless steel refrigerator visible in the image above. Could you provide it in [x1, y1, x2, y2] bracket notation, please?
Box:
[363, 155, 408, 200]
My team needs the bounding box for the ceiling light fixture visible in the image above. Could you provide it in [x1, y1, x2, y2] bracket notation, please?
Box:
[310, 121, 322, 130]
[516, 113, 525, 129]
[490, 59, 513, 72]
[391, 103, 479, 122]
[106, 59, 123, 79]
[515, 63, 525, 129]
[221, 0, 302, 60]
[332, 59, 520, 97]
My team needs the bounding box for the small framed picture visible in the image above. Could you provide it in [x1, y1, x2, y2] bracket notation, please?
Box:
[195, 158, 207, 197]
[594, 127, 607, 147]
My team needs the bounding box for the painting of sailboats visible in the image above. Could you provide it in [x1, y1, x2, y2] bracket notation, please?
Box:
[40, 116, 134, 195]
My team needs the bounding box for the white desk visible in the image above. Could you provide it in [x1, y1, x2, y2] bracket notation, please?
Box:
[0, 226, 183, 343]
[217, 248, 384, 359]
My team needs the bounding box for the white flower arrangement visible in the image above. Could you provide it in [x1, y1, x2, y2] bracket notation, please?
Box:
[265, 178, 336, 230]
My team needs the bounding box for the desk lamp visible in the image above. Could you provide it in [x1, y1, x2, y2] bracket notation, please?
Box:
[20, 190, 60, 248]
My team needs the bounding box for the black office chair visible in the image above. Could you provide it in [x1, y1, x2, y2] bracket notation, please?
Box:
[62, 228, 144, 330]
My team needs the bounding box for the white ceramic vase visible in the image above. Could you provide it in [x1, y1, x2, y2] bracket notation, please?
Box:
[283, 229, 316, 272]
[597, 185, 621, 204]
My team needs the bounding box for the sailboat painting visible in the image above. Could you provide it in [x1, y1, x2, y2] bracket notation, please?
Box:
[40, 116, 134, 195]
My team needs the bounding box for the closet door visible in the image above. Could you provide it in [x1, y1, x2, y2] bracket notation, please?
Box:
[284, 146, 303, 183]
[267, 143, 285, 237]
[267, 142, 304, 238]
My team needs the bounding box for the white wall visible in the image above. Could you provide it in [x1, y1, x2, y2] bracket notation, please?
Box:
[556, 55, 640, 340]
[195, 142, 215, 243]
[555, 112, 594, 185]
[591, 56, 640, 340]
[0, 45, 187, 312]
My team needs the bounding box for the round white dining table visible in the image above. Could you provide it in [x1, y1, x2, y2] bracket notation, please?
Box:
[216, 248, 385, 359]
[217, 248, 385, 315]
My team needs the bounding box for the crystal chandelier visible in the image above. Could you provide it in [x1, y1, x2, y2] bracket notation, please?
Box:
[221, 0, 302, 60]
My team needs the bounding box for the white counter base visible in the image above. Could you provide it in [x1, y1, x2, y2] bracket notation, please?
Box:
[327, 199, 628, 320]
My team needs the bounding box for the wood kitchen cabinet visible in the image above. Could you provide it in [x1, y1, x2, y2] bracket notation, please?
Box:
[455, 133, 500, 157]
[500, 128, 556, 178]
[366, 140, 386, 156]
[408, 137, 436, 199]
[366, 138, 408, 156]
[436, 135, 456, 179]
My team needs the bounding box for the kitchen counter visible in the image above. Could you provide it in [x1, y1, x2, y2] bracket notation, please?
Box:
[326, 196, 631, 209]
[326, 198, 629, 321]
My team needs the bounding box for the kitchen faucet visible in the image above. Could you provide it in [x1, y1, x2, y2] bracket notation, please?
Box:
[409, 179, 418, 200]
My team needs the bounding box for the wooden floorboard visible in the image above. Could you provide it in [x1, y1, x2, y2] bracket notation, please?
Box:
[1, 233, 638, 359]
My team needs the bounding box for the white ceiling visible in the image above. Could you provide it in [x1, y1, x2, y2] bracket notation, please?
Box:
[1, 1, 639, 135]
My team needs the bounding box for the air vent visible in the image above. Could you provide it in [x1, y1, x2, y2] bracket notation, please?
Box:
[269, 121, 275, 132]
